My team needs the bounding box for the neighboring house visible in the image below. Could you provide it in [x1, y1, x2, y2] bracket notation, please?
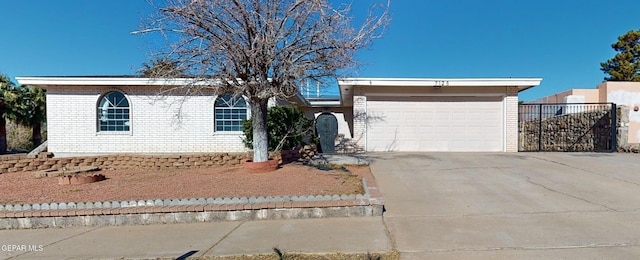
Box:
[16, 76, 541, 156]
[531, 81, 640, 144]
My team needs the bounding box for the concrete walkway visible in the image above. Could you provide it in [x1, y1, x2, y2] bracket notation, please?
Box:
[1, 217, 391, 259]
[369, 152, 640, 259]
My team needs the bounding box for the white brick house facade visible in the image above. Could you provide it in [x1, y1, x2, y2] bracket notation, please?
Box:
[17, 76, 540, 155]
[19, 78, 250, 156]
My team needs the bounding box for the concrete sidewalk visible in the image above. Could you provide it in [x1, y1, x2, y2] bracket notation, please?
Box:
[1, 217, 392, 259]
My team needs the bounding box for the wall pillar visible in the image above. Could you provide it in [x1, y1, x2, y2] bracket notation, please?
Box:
[353, 88, 367, 152]
[505, 87, 519, 152]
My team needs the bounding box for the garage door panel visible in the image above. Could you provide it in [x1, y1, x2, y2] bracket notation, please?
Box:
[451, 111, 466, 121]
[417, 113, 434, 122]
[366, 96, 504, 152]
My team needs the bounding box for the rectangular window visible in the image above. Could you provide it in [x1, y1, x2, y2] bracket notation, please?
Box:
[214, 94, 247, 132]
[215, 108, 245, 131]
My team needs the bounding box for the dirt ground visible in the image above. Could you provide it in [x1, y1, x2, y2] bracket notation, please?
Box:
[0, 163, 367, 205]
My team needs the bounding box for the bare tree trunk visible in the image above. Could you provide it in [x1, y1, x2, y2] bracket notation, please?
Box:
[32, 122, 42, 150]
[251, 99, 269, 162]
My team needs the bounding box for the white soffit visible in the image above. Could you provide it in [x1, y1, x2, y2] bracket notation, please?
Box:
[15, 77, 222, 87]
[338, 77, 543, 88]
[308, 100, 341, 106]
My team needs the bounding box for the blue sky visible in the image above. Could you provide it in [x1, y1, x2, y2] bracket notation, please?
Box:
[0, 0, 638, 101]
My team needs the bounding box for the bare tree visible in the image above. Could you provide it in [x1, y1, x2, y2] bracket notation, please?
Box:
[134, 0, 390, 162]
[139, 58, 187, 77]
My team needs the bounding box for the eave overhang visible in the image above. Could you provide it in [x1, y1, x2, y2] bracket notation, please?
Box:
[337, 77, 543, 106]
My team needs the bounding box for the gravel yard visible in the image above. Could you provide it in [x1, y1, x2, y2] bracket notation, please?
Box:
[0, 163, 367, 205]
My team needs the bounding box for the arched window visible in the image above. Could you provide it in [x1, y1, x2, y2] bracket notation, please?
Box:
[215, 94, 247, 131]
[97, 91, 130, 132]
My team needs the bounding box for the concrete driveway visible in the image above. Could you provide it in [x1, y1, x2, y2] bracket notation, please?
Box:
[369, 152, 640, 259]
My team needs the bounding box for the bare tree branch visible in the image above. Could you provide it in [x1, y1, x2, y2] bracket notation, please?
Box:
[134, 0, 390, 162]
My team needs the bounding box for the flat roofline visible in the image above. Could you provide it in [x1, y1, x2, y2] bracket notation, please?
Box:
[338, 77, 542, 91]
[17, 76, 542, 109]
[16, 76, 315, 107]
[15, 76, 220, 86]
[18, 76, 542, 88]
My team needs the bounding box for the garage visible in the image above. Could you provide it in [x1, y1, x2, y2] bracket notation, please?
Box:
[365, 96, 504, 152]
[337, 78, 543, 152]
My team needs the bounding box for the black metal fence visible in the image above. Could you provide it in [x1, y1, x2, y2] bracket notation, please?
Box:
[518, 103, 616, 152]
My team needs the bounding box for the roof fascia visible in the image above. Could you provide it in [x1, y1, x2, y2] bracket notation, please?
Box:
[338, 77, 542, 88]
[15, 77, 221, 86]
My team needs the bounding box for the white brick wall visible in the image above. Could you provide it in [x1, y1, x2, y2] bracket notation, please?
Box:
[505, 86, 519, 152]
[352, 88, 367, 150]
[46, 86, 248, 155]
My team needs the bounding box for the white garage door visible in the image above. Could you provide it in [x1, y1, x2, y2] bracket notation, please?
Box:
[366, 96, 504, 152]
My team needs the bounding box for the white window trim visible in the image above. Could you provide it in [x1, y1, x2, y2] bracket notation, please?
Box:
[213, 94, 250, 133]
[96, 90, 133, 135]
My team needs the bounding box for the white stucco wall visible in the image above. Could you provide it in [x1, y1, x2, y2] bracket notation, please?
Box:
[599, 81, 640, 143]
[607, 90, 640, 143]
[46, 85, 248, 156]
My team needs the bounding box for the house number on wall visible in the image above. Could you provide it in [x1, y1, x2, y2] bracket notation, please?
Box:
[434, 80, 449, 87]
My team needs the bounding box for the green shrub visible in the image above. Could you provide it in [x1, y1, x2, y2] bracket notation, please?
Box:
[242, 106, 317, 151]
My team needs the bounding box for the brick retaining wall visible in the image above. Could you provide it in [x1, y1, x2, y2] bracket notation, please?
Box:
[0, 150, 305, 174]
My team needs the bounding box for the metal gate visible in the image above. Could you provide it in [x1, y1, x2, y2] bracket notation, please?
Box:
[518, 103, 617, 152]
